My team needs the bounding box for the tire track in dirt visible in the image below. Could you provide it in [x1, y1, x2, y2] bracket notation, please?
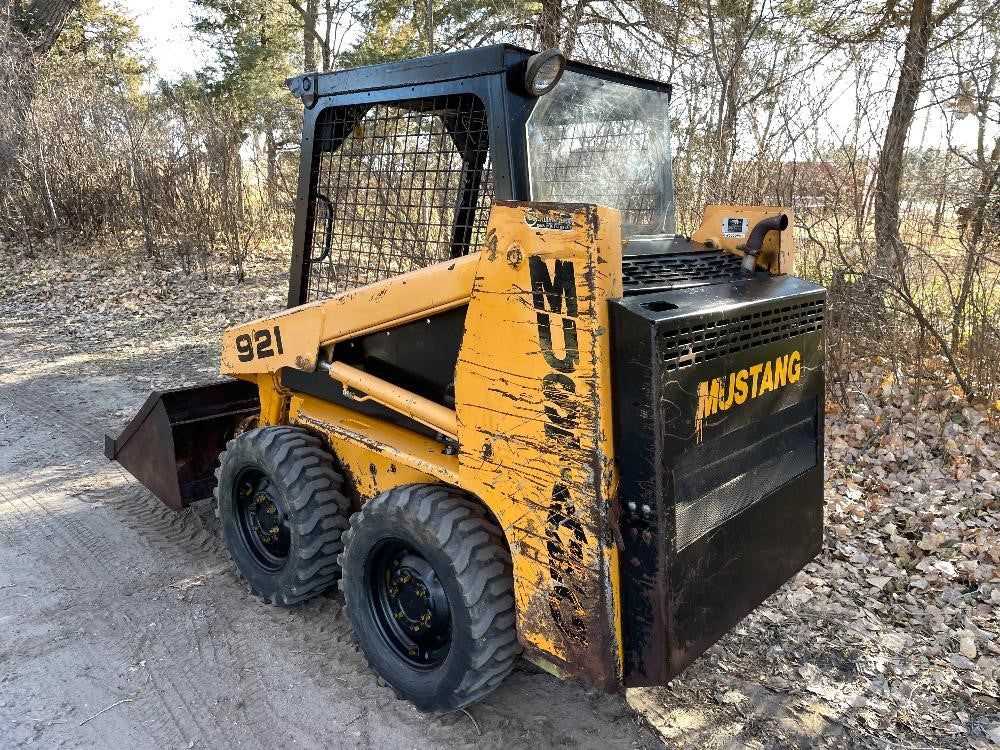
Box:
[3, 376, 338, 748]
[0, 382, 260, 749]
[8, 376, 408, 742]
[2, 365, 663, 749]
[0, 476, 175, 747]
[9, 373, 397, 745]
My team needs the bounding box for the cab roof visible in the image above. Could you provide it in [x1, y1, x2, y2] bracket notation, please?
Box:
[286, 44, 671, 102]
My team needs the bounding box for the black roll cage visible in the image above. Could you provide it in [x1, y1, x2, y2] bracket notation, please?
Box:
[285, 44, 672, 308]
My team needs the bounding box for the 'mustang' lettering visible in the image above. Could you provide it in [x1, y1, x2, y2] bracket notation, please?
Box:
[529, 256, 588, 642]
[695, 351, 802, 442]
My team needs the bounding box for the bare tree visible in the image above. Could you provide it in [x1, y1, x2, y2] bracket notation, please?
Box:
[872, 0, 965, 270]
[0, 0, 79, 188]
[289, 0, 359, 70]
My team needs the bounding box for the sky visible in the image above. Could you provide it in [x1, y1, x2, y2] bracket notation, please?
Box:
[122, 0, 210, 80]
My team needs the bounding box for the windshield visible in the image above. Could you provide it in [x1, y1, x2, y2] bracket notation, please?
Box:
[526, 70, 675, 237]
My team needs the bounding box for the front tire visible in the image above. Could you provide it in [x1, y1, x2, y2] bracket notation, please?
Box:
[339, 484, 521, 711]
[215, 426, 351, 606]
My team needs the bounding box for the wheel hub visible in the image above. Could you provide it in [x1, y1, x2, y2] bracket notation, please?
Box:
[251, 493, 282, 544]
[369, 543, 451, 668]
[234, 468, 290, 571]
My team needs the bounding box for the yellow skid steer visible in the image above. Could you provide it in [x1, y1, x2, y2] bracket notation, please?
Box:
[107, 46, 825, 711]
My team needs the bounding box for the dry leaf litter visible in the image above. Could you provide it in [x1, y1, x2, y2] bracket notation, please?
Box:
[1, 251, 997, 749]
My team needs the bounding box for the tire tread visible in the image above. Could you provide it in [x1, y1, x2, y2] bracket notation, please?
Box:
[339, 483, 520, 711]
[215, 426, 351, 606]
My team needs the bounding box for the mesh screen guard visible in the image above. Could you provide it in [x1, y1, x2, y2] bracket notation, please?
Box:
[305, 95, 494, 300]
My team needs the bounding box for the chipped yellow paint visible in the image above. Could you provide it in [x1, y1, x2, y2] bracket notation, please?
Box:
[219, 201, 626, 690]
[222, 306, 325, 375]
[316, 253, 479, 343]
[692, 204, 796, 273]
[456, 202, 624, 689]
[254, 373, 289, 426]
[220, 253, 480, 378]
[288, 394, 457, 500]
[326, 361, 458, 438]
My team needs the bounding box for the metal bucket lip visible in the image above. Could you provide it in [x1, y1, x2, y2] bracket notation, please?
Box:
[105, 378, 260, 510]
[105, 378, 258, 460]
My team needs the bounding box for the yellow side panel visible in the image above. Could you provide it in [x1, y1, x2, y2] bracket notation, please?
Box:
[219, 252, 479, 378]
[221, 306, 325, 375]
[288, 394, 458, 501]
[692, 204, 796, 273]
[316, 253, 479, 343]
[456, 202, 623, 690]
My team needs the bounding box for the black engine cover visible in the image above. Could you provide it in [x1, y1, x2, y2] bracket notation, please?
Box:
[610, 272, 826, 686]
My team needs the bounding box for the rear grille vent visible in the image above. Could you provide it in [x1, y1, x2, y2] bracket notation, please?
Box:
[661, 299, 824, 371]
[673, 405, 818, 550]
[622, 250, 742, 295]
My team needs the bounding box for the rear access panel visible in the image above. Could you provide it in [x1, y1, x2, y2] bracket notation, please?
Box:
[610, 275, 825, 686]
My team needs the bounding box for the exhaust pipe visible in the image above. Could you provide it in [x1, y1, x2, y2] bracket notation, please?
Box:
[740, 213, 789, 277]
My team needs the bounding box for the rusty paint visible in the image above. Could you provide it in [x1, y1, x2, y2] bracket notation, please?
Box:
[456, 201, 624, 689]
[217, 199, 627, 689]
[692, 204, 797, 273]
[219, 253, 480, 378]
[288, 394, 456, 500]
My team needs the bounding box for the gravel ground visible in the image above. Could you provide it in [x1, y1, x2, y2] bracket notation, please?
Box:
[1, 250, 997, 749]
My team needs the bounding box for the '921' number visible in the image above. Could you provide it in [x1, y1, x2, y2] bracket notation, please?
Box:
[235, 326, 284, 363]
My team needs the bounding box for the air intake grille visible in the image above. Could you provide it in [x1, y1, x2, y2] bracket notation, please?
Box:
[622, 250, 742, 295]
[673, 405, 818, 550]
[661, 299, 824, 371]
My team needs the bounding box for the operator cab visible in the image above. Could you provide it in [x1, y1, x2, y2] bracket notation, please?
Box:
[284, 44, 676, 306]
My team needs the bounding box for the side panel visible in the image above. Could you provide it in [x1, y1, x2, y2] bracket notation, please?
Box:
[456, 201, 624, 689]
[288, 394, 457, 501]
[220, 254, 479, 377]
[691, 204, 796, 273]
[610, 279, 826, 686]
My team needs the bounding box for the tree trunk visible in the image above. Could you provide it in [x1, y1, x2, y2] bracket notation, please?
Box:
[321, 0, 333, 70]
[538, 0, 561, 48]
[13, 0, 79, 52]
[0, 0, 79, 194]
[425, 0, 433, 54]
[872, 0, 935, 271]
[29, 110, 59, 250]
[951, 135, 1000, 351]
[303, 0, 318, 70]
[265, 126, 278, 209]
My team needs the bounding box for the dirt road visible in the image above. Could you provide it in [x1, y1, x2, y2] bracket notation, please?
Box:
[0, 261, 671, 749]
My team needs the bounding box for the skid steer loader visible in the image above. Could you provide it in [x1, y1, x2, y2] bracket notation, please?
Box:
[106, 45, 826, 711]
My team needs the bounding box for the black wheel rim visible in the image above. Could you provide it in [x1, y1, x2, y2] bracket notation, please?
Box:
[367, 540, 452, 669]
[234, 467, 290, 571]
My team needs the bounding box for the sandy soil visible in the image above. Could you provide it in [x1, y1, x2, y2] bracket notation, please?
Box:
[2, 252, 995, 749]
[0, 258, 663, 749]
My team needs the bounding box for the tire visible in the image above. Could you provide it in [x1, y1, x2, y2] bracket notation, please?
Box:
[214, 426, 351, 606]
[339, 484, 521, 712]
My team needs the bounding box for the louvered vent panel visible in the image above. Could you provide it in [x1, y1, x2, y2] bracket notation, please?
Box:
[660, 299, 825, 371]
[622, 250, 742, 295]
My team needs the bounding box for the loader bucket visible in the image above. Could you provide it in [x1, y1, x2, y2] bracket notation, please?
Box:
[105, 379, 260, 511]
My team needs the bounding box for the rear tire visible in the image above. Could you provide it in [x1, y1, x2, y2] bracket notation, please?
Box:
[339, 484, 521, 711]
[215, 426, 350, 606]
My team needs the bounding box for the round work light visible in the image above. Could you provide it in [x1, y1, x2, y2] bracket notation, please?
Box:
[524, 49, 566, 96]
